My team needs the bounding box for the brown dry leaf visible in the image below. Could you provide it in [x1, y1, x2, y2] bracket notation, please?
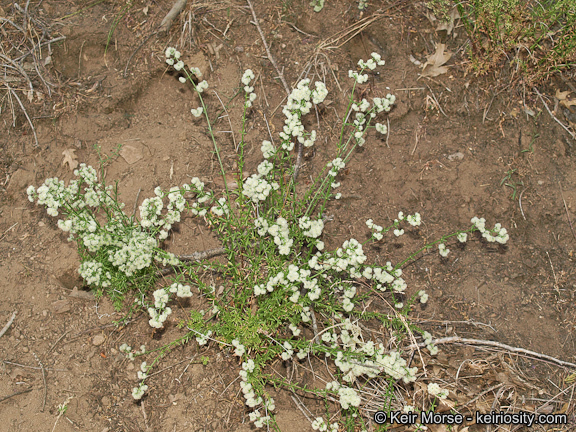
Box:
[556, 89, 576, 108]
[62, 148, 79, 171]
[436, 8, 460, 36]
[421, 43, 452, 77]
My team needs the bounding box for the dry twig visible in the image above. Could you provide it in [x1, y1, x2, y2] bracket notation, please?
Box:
[31, 351, 47, 412]
[0, 388, 33, 404]
[158, 0, 188, 35]
[410, 336, 576, 368]
[558, 181, 576, 242]
[0, 311, 16, 339]
[534, 88, 576, 140]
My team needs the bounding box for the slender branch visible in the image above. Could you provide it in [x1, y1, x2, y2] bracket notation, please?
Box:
[3, 83, 39, 147]
[0, 388, 33, 403]
[409, 336, 576, 369]
[158, 0, 188, 35]
[178, 247, 226, 262]
[534, 87, 576, 140]
[0, 312, 16, 339]
[246, 0, 289, 96]
[31, 351, 47, 412]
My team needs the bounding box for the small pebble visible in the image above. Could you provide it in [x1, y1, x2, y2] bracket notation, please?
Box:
[92, 334, 106, 346]
[22, 347, 29, 353]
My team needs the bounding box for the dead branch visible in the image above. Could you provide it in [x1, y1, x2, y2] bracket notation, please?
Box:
[0, 311, 16, 339]
[534, 87, 576, 140]
[158, 0, 188, 35]
[31, 351, 47, 412]
[410, 336, 576, 369]
[0, 388, 33, 404]
[3, 82, 39, 146]
[178, 247, 226, 262]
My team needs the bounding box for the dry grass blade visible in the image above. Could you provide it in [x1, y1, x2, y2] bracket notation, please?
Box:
[317, 0, 409, 51]
[1, 7, 64, 147]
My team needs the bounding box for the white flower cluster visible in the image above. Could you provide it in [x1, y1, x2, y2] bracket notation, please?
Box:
[243, 174, 279, 203]
[338, 386, 361, 410]
[196, 80, 209, 93]
[360, 261, 405, 293]
[239, 360, 275, 428]
[471, 217, 509, 244]
[348, 69, 369, 84]
[210, 197, 230, 217]
[298, 216, 324, 238]
[328, 157, 346, 176]
[422, 331, 438, 355]
[427, 382, 448, 399]
[418, 290, 429, 304]
[255, 217, 293, 255]
[242, 69, 257, 108]
[190, 106, 203, 117]
[457, 232, 468, 243]
[119, 343, 145, 361]
[438, 243, 450, 258]
[375, 122, 387, 135]
[232, 339, 246, 356]
[164, 46, 182, 66]
[146, 282, 193, 328]
[366, 219, 383, 240]
[132, 382, 148, 400]
[357, 52, 386, 70]
[28, 165, 189, 288]
[325, 238, 367, 272]
[311, 417, 339, 432]
[373, 93, 396, 113]
[79, 261, 111, 287]
[326, 319, 418, 383]
[406, 212, 422, 226]
[260, 140, 276, 159]
[279, 79, 327, 151]
[195, 330, 212, 346]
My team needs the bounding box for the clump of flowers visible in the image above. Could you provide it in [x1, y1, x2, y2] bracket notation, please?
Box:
[31, 49, 513, 431]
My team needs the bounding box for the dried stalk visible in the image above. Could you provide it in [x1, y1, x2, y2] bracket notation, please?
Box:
[410, 336, 576, 369]
[158, 0, 188, 35]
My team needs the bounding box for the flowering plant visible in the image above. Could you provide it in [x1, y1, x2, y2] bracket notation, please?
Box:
[29, 48, 510, 430]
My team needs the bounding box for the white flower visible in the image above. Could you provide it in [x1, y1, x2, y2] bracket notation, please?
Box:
[191, 107, 203, 117]
[132, 384, 148, 400]
[232, 339, 246, 356]
[371, 52, 385, 66]
[375, 123, 387, 135]
[348, 70, 369, 84]
[165, 47, 176, 58]
[261, 140, 276, 159]
[407, 213, 422, 226]
[189, 66, 202, 77]
[338, 386, 361, 409]
[427, 382, 448, 399]
[242, 69, 255, 85]
[196, 80, 209, 93]
[257, 160, 273, 176]
[394, 229, 404, 237]
[178, 77, 187, 84]
[174, 60, 184, 71]
[457, 232, 468, 243]
[438, 243, 449, 257]
[419, 290, 429, 304]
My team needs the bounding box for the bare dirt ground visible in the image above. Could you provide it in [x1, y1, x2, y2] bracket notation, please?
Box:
[1, 1, 575, 431]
